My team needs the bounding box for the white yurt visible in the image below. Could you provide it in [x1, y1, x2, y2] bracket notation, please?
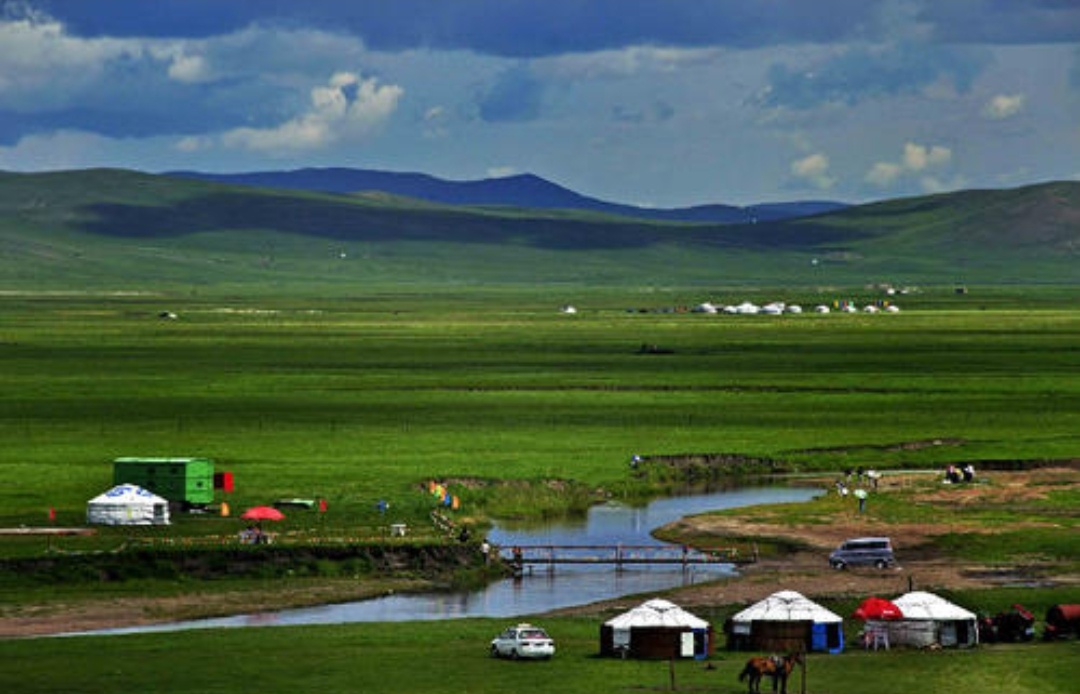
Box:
[600, 598, 713, 659]
[878, 591, 979, 648]
[87, 484, 170, 526]
[727, 590, 845, 653]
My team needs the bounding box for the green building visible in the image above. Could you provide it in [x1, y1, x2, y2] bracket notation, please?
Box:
[113, 457, 215, 507]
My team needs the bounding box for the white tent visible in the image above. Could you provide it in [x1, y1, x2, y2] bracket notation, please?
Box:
[728, 590, 845, 653]
[87, 484, 170, 526]
[600, 598, 712, 659]
[875, 591, 978, 648]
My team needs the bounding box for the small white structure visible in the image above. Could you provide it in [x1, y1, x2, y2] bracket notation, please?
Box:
[785, 304, 803, 314]
[814, 305, 831, 314]
[734, 302, 760, 315]
[761, 302, 785, 315]
[875, 591, 979, 648]
[692, 302, 718, 314]
[560, 305, 578, 314]
[87, 484, 170, 526]
[727, 590, 845, 653]
[885, 305, 901, 313]
[600, 598, 713, 659]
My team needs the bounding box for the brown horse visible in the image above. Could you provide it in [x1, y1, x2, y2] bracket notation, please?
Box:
[737, 652, 803, 694]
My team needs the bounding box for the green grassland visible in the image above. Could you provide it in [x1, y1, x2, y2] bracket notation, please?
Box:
[2, 289, 1078, 534]
[2, 172, 1079, 690]
[2, 613, 1078, 694]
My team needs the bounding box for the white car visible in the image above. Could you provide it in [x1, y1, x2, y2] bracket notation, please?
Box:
[490, 623, 556, 660]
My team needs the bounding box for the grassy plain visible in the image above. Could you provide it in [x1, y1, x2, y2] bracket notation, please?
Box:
[2, 288, 1079, 691]
[2, 287, 1078, 533]
[2, 615, 1078, 694]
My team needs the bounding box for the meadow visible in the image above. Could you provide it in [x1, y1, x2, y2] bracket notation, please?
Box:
[2, 611, 1078, 694]
[2, 287, 1079, 691]
[2, 286, 1078, 534]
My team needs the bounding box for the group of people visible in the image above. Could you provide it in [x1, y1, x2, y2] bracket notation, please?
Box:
[238, 524, 271, 544]
[835, 468, 878, 513]
[944, 464, 976, 484]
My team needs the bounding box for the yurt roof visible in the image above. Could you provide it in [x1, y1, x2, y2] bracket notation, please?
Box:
[605, 598, 710, 630]
[892, 592, 976, 621]
[731, 590, 843, 624]
[88, 483, 167, 505]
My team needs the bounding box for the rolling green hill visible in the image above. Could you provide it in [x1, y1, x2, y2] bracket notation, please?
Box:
[0, 169, 1076, 293]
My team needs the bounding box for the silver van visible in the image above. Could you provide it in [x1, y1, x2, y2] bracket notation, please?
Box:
[828, 537, 895, 569]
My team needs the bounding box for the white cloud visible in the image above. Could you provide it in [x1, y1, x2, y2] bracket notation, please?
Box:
[175, 135, 211, 152]
[982, 93, 1024, 119]
[486, 166, 518, 178]
[539, 45, 723, 81]
[902, 142, 951, 171]
[866, 141, 952, 188]
[790, 152, 835, 189]
[866, 161, 903, 186]
[167, 53, 212, 83]
[222, 72, 403, 153]
[0, 10, 141, 108]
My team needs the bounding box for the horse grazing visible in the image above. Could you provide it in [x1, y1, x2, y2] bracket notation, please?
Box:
[737, 652, 803, 694]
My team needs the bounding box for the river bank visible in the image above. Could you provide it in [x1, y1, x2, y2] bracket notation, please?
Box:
[5, 469, 1078, 638]
[552, 467, 1080, 616]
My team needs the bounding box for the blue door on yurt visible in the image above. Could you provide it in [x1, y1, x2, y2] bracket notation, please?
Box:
[811, 622, 844, 653]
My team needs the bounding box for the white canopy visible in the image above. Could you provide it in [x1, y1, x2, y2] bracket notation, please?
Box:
[87, 484, 170, 525]
[891, 592, 976, 621]
[731, 590, 843, 624]
[605, 598, 709, 630]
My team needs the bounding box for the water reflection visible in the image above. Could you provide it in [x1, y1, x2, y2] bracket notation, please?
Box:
[65, 485, 819, 637]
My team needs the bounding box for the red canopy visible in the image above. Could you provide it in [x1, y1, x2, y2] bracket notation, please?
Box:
[241, 506, 285, 521]
[853, 596, 903, 620]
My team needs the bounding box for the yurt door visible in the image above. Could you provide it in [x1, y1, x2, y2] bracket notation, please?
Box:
[940, 622, 958, 647]
[680, 631, 695, 658]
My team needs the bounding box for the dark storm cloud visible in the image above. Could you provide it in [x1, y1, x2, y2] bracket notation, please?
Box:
[36, 0, 886, 55]
[916, 1, 1080, 44]
[38, 1, 1080, 55]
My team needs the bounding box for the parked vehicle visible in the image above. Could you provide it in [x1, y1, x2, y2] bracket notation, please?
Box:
[828, 537, 895, 570]
[490, 623, 556, 660]
[979, 604, 1035, 642]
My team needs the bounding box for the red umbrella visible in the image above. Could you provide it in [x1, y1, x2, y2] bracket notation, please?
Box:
[241, 506, 285, 521]
[853, 596, 903, 620]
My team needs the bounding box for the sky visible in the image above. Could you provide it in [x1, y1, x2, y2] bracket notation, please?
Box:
[1, 1, 1078, 207]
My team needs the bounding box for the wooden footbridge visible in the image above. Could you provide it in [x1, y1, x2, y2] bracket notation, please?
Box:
[497, 543, 757, 572]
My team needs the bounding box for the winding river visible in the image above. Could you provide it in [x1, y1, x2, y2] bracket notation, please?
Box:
[66, 485, 820, 637]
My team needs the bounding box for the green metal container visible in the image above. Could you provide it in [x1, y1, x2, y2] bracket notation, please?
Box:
[113, 457, 215, 506]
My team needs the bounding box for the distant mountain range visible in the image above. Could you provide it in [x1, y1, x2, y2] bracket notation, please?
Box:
[167, 168, 848, 224]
